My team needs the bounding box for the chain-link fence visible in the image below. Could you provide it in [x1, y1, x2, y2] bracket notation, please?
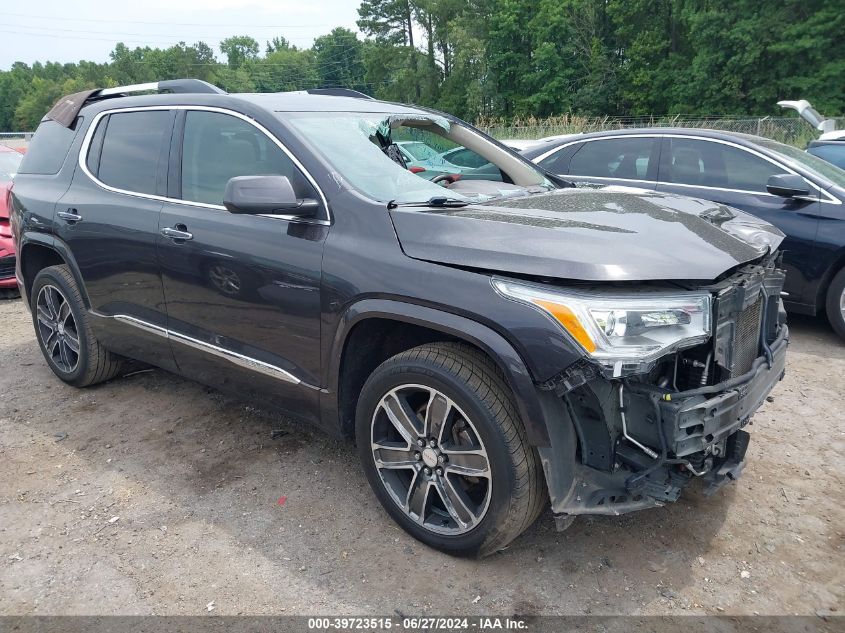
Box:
[0, 132, 32, 151]
[480, 116, 845, 148]
[5, 116, 843, 151]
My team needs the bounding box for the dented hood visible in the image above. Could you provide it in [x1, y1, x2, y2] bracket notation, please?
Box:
[389, 188, 785, 282]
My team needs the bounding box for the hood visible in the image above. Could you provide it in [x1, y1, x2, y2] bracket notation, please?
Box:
[389, 188, 784, 282]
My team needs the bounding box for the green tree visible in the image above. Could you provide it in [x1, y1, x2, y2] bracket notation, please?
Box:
[251, 47, 318, 91]
[2, 0, 845, 131]
[220, 35, 260, 69]
[313, 27, 368, 91]
[486, 0, 537, 116]
[0, 63, 35, 131]
[358, 0, 421, 100]
[266, 36, 294, 54]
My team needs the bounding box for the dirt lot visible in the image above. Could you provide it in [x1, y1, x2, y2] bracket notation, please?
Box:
[0, 296, 842, 616]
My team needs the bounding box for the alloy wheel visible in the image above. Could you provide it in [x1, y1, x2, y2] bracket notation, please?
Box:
[370, 384, 492, 535]
[36, 284, 80, 373]
[840, 287, 845, 321]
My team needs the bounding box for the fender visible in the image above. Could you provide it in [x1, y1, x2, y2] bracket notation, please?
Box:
[18, 232, 91, 310]
[813, 245, 845, 312]
[326, 298, 552, 446]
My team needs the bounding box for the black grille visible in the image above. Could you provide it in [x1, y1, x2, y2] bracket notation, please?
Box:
[0, 255, 14, 278]
[731, 295, 763, 375]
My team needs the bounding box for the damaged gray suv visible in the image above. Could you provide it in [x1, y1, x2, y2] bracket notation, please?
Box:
[11, 80, 788, 556]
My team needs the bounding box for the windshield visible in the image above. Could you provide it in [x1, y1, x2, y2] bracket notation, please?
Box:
[754, 137, 845, 189]
[0, 150, 22, 181]
[283, 111, 552, 204]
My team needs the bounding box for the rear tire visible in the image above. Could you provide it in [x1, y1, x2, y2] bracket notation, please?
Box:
[355, 342, 546, 557]
[825, 268, 845, 340]
[30, 265, 123, 387]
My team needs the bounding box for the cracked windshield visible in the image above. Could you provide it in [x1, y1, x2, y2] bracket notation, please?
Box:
[285, 112, 551, 204]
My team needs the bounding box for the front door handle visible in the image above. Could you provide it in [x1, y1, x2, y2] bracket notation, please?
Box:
[57, 209, 83, 223]
[161, 226, 193, 241]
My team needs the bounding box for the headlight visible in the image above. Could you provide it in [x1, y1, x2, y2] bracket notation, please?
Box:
[493, 279, 711, 366]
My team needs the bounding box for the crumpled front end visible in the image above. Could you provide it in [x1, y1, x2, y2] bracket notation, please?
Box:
[537, 254, 788, 526]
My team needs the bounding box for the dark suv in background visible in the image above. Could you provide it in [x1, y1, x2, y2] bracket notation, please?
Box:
[11, 80, 788, 556]
[523, 128, 845, 339]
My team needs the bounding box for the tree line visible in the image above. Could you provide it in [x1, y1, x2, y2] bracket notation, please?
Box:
[1, 0, 843, 132]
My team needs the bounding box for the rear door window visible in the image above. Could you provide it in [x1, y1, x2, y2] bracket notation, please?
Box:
[179, 110, 316, 206]
[662, 138, 787, 192]
[17, 119, 81, 175]
[97, 110, 174, 196]
[568, 137, 658, 180]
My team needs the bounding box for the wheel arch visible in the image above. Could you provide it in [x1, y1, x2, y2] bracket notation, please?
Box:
[814, 246, 845, 313]
[18, 234, 90, 309]
[326, 299, 551, 447]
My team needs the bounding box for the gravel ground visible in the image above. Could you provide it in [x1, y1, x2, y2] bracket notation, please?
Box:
[0, 296, 842, 616]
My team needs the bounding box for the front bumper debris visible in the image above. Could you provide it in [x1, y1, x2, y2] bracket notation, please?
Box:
[541, 324, 787, 523]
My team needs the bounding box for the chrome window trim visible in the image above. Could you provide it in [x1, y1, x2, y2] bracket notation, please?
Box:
[533, 133, 661, 164]
[111, 314, 319, 388]
[569, 175, 656, 187]
[534, 133, 841, 205]
[77, 105, 333, 224]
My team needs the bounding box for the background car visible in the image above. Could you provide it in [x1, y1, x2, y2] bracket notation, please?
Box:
[396, 139, 494, 178]
[0, 145, 23, 297]
[394, 140, 441, 168]
[807, 131, 845, 169]
[522, 128, 845, 338]
[497, 139, 541, 151]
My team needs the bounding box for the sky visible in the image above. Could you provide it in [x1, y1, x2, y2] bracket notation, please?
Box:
[0, 0, 363, 69]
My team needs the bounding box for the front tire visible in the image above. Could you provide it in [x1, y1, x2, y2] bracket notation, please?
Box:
[30, 265, 123, 387]
[826, 267, 845, 340]
[356, 342, 546, 557]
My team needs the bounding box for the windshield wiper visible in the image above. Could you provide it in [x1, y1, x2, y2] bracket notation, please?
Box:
[388, 196, 470, 209]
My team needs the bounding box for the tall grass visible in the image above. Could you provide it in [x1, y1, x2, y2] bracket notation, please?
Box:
[476, 114, 845, 147]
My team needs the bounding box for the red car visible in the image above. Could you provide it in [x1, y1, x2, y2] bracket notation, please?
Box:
[0, 145, 24, 297]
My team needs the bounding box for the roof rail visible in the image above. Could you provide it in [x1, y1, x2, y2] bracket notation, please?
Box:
[100, 79, 226, 97]
[46, 79, 227, 127]
[304, 88, 374, 100]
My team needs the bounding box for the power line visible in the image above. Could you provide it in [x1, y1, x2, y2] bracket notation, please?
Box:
[0, 11, 346, 29]
[3, 23, 318, 40]
[0, 24, 373, 49]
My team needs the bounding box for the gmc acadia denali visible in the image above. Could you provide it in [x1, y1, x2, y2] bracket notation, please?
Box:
[10, 80, 788, 556]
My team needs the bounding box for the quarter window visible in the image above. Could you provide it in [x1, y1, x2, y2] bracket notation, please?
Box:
[538, 144, 579, 174]
[569, 137, 657, 180]
[663, 138, 787, 192]
[85, 115, 107, 176]
[18, 119, 81, 175]
[97, 110, 173, 196]
[180, 110, 315, 206]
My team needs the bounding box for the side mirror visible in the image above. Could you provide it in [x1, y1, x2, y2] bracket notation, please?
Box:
[223, 175, 319, 216]
[766, 174, 812, 198]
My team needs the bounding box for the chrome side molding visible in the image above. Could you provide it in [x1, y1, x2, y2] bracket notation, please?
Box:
[111, 314, 305, 386]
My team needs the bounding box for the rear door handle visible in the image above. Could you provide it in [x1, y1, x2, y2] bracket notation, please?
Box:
[57, 210, 83, 223]
[161, 226, 193, 241]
